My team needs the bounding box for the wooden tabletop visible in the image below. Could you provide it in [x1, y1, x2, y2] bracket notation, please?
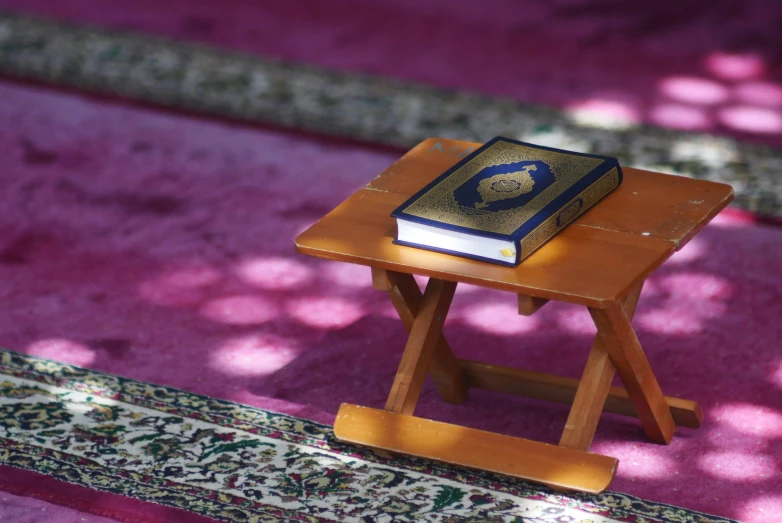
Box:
[296, 138, 733, 307]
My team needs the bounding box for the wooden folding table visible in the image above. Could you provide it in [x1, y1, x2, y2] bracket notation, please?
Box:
[294, 138, 733, 493]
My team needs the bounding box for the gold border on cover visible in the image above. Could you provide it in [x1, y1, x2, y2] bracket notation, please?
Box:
[520, 168, 620, 257]
[402, 141, 605, 235]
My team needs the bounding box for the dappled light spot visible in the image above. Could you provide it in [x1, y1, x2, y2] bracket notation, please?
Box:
[27, 339, 95, 366]
[286, 296, 365, 329]
[665, 237, 705, 265]
[649, 104, 711, 130]
[659, 77, 729, 105]
[556, 306, 595, 335]
[593, 442, 675, 479]
[566, 99, 640, 129]
[734, 81, 782, 107]
[235, 256, 312, 290]
[698, 451, 777, 481]
[637, 274, 729, 334]
[718, 106, 782, 134]
[161, 264, 222, 288]
[321, 262, 371, 288]
[659, 273, 732, 300]
[712, 403, 782, 438]
[705, 52, 765, 81]
[460, 302, 538, 335]
[518, 238, 570, 268]
[200, 295, 279, 325]
[637, 307, 715, 335]
[739, 494, 782, 522]
[209, 334, 297, 377]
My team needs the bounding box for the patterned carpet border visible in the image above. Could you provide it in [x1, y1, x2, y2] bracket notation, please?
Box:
[0, 349, 738, 523]
[0, 11, 781, 218]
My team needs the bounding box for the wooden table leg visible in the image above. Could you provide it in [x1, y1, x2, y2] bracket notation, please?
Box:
[589, 298, 677, 445]
[372, 268, 468, 405]
[560, 283, 644, 451]
[384, 277, 458, 415]
[335, 273, 623, 493]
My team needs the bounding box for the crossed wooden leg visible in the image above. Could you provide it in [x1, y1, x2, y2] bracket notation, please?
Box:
[560, 282, 645, 450]
[334, 271, 700, 493]
[371, 268, 467, 407]
[589, 299, 677, 445]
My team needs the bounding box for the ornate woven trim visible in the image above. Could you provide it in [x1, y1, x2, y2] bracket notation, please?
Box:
[0, 349, 738, 523]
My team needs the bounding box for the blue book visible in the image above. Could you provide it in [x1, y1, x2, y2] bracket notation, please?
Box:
[391, 136, 623, 267]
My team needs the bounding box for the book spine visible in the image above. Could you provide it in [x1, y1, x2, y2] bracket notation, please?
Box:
[517, 166, 621, 262]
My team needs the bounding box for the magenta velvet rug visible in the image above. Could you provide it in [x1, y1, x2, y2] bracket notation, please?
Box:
[0, 79, 780, 522]
[1, 0, 781, 148]
[0, 491, 121, 523]
[0, 1, 780, 521]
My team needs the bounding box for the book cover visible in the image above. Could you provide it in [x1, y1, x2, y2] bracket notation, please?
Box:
[391, 136, 623, 267]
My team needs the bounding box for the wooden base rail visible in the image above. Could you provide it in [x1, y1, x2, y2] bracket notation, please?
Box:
[458, 360, 702, 429]
[334, 404, 617, 494]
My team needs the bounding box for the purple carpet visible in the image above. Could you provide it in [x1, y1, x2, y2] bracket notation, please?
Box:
[2, 0, 782, 147]
[0, 491, 120, 523]
[0, 79, 780, 523]
[0, 1, 780, 522]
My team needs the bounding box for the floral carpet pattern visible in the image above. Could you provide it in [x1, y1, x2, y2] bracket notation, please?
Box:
[0, 349, 737, 523]
[0, 10, 781, 217]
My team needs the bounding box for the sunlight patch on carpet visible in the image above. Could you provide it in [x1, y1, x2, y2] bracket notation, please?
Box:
[200, 295, 280, 326]
[286, 297, 366, 329]
[235, 257, 313, 290]
[697, 451, 777, 482]
[705, 53, 766, 81]
[210, 334, 299, 377]
[659, 77, 730, 106]
[460, 302, 540, 335]
[26, 339, 96, 367]
[591, 442, 676, 481]
[711, 403, 782, 439]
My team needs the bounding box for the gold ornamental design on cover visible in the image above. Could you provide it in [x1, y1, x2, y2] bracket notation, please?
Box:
[475, 165, 537, 209]
[402, 140, 606, 235]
